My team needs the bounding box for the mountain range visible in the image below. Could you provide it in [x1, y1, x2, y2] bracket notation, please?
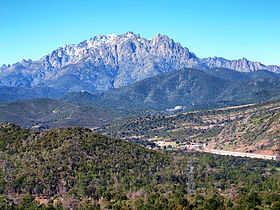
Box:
[1, 67, 280, 129]
[1, 32, 280, 94]
[62, 68, 280, 112]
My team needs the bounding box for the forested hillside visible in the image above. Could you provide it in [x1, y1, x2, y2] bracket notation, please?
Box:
[62, 68, 280, 112]
[213, 111, 280, 155]
[0, 123, 280, 209]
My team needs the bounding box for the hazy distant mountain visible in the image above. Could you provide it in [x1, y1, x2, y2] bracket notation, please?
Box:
[0, 86, 64, 102]
[1, 32, 279, 93]
[62, 68, 280, 112]
[200, 57, 280, 73]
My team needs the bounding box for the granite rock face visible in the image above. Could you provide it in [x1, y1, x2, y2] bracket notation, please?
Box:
[200, 57, 280, 73]
[0, 32, 279, 93]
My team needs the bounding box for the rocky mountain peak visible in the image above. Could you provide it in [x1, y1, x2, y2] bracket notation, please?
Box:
[122, 31, 140, 38]
[0, 32, 279, 93]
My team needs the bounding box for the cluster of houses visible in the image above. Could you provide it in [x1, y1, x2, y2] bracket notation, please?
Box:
[146, 140, 206, 151]
[179, 143, 206, 151]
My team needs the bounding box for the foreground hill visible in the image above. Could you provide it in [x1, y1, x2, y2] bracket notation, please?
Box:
[0, 98, 135, 129]
[0, 124, 280, 209]
[63, 68, 280, 112]
[96, 99, 280, 156]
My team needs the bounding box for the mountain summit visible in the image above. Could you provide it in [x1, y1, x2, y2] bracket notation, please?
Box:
[1, 32, 279, 93]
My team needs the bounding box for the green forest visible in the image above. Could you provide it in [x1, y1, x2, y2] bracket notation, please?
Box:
[0, 123, 280, 209]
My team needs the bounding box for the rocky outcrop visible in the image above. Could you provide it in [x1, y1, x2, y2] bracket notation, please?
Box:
[0, 32, 279, 93]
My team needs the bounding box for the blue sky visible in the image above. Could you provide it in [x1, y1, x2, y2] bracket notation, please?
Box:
[1, 0, 280, 66]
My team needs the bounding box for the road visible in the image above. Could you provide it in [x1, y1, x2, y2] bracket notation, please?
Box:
[200, 149, 276, 160]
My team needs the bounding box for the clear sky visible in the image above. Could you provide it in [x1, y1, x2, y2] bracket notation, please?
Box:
[1, 0, 280, 66]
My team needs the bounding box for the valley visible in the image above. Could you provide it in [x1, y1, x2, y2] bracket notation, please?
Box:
[96, 99, 280, 157]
